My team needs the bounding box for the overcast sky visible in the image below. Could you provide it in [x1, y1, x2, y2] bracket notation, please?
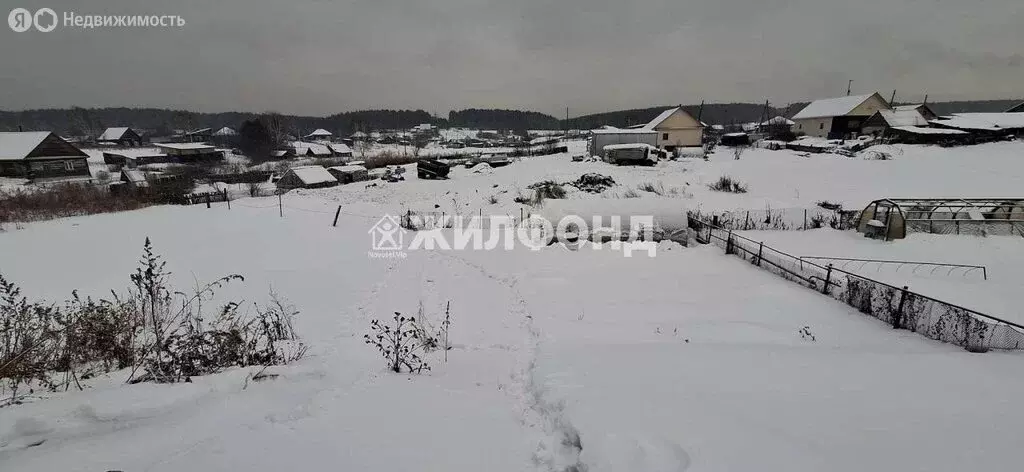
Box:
[1, 0, 1021, 117]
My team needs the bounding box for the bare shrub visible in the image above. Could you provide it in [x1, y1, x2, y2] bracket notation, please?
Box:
[488, 195, 499, 205]
[247, 180, 265, 197]
[364, 312, 433, 374]
[1, 239, 306, 403]
[708, 175, 748, 193]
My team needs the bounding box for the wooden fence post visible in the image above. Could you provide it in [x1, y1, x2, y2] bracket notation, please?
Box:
[893, 285, 909, 329]
[278, 193, 283, 218]
[205, 193, 211, 209]
[803, 209, 807, 230]
[332, 205, 342, 227]
[726, 230, 734, 254]
[224, 189, 230, 210]
[822, 264, 833, 295]
[756, 241, 764, 266]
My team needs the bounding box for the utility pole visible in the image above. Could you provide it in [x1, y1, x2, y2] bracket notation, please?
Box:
[847, 80, 853, 96]
[696, 100, 705, 123]
[890, 90, 897, 105]
[759, 100, 770, 132]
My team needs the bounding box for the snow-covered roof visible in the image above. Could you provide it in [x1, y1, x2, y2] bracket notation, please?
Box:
[1005, 102, 1024, 113]
[286, 165, 337, 185]
[305, 128, 332, 138]
[213, 127, 237, 136]
[723, 132, 748, 137]
[98, 147, 165, 158]
[121, 169, 149, 185]
[644, 107, 681, 130]
[0, 131, 50, 160]
[761, 116, 795, 126]
[892, 126, 968, 135]
[930, 113, 1024, 131]
[876, 109, 929, 127]
[328, 165, 367, 173]
[292, 141, 332, 156]
[328, 143, 353, 154]
[591, 127, 657, 135]
[603, 143, 656, 151]
[792, 94, 877, 120]
[350, 131, 368, 138]
[154, 143, 216, 151]
[98, 127, 131, 141]
[186, 128, 212, 136]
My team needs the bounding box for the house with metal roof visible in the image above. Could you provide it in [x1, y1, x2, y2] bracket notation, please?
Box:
[641, 107, 705, 150]
[791, 93, 891, 139]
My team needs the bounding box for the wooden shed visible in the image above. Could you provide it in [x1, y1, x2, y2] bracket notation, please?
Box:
[276, 165, 339, 190]
[327, 165, 369, 184]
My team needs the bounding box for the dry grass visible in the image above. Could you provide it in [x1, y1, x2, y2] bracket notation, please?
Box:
[708, 175, 749, 193]
[0, 184, 158, 225]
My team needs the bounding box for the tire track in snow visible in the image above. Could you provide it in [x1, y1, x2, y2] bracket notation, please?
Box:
[431, 252, 587, 472]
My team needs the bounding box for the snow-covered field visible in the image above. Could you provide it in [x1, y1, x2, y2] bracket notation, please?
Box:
[2, 141, 1024, 471]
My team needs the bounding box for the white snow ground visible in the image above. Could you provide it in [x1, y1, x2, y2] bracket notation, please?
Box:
[2, 141, 1024, 471]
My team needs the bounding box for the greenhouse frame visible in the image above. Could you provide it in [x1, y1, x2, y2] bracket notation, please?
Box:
[856, 198, 1024, 240]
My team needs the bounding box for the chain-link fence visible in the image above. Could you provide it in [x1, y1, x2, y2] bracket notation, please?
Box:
[689, 218, 1024, 351]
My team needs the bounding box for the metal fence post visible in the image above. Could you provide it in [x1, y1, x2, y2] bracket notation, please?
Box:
[332, 205, 342, 227]
[224, 189, 230, 210]
[893, 285, 909, 329]
[822, 264, 833, 295]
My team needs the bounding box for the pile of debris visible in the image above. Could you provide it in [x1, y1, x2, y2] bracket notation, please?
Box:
[570, 173, 616, 193]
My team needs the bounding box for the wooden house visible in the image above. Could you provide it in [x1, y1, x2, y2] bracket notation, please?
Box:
[0, 131, 91, 181]
[97, 127, 143, 146]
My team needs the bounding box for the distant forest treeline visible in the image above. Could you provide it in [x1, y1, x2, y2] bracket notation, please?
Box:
[1, 99, 1019, 136]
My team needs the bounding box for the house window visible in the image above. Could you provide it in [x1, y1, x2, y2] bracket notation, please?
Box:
[662, 133, 669, 140]
[798, 124, 802, 130]
[819, 123, 824, 130]
[64, 160, 74, 171]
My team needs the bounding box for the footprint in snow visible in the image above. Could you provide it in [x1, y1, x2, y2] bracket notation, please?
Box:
[580, 433, 691, 472]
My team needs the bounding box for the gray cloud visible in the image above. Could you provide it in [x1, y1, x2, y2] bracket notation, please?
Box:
[1, 0, 1021, 116]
